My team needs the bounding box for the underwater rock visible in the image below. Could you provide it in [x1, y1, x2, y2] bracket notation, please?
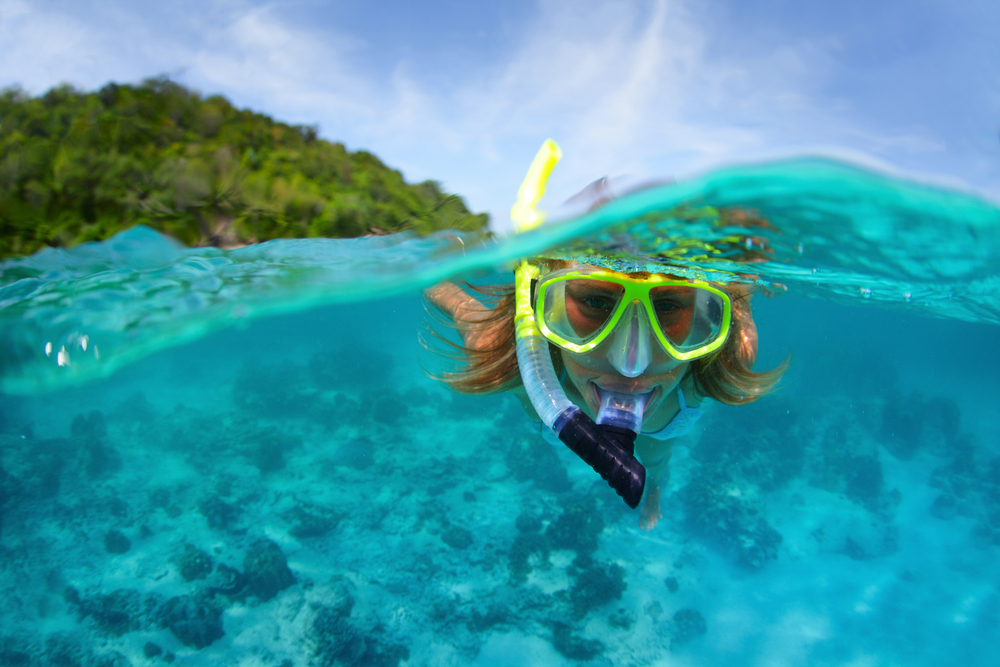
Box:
[148, 487, 171, 508]
[508, 531, 551, 583]
[665, 576, 680, 593]
[310, 606, 409, 667]
[198, 495, 241, 531]
[440, 524, 473, 550]
[505, 434, 572, 494]
[143, 642, 163, 658]
[83, 439, 122, 479]
[175, 544, 213, 582]
[311, 611, 364, 666]
[693, 405, 804, 492]
[569, 561, 626, 620]
[44, 632, 132, 667]
[161, 595, 225, 649]
[929, 436, 980, 502]
[515, 511, 543, 534]
[930, 493, 959, 520]
[232, 362, 312, 419]
[807, 421, 900, 518]
[251, 434, 286, 474]
[337, 436, 376, 470]
[369, 390, 410, 426]
[4, 438, 69, 500]
[679, 469, 783, 568]
[608, 608, 633, 629]
[880, 391, 962, 460]
[843, 523, 899, 560]
[326, 577, 356, 619]
[309, 340, 394, 391]
[71, 410, 108, 439]
[671, 608, 707, 647]
[103, 529, 131, 554]
[205, 563, 248, 601]
[243, 538, 296, 602]
[0, 464, 20, 536]
[65, 411, 122, 479]
[468, 604, 512, 632]
[551, 622, 604, 661]
[843, 455, 885, 511]
[0, 634, 34, 666]
[243, 427, 302, 474]
[286, 505, 340, 539]
[78, 588, 164, 637]
[115, 391, 157, 421]
[545, 497, 605, 556]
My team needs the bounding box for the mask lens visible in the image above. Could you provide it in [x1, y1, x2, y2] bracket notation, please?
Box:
[650, 285, 726, 351]
[542, 278, 624, 345]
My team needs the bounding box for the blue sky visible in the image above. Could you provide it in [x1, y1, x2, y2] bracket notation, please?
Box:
[2, 0, 998, 232]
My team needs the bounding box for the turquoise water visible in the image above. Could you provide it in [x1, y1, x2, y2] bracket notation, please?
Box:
[1, 158, 999, 665]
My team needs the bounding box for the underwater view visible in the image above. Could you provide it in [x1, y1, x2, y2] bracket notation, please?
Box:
[2, 160, 1000, 666]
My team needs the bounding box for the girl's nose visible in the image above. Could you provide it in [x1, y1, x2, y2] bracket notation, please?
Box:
[606, 301, 652, 377]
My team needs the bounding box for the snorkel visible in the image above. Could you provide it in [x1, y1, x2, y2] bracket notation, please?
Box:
[512, 141, 646, 509]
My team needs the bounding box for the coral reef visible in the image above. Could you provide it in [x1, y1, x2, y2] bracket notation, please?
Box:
[175, 544, 214, 582]
[311, 605, 410, 667]
[568, 561, 626, 620]
[508, 531, 551, 583]
[671, 608, 707, 647]
[504, 433, 572, 493]
[551, 622, 604, 661]
[679, 468, 783, 568]
[102, 529, 131, 555]
[545, 497, 605, 556]
[243, 538, 296, 602]
[880, 392, 961, 460]
[336, 436, 376, 470]
[286, 504, 340, 539]
[231, 362, 312, 419]
[693, 398, 804, 492]
[309, 340, 394, 392]
[161, 594, 225, 649]
[198, 495, 242, 531]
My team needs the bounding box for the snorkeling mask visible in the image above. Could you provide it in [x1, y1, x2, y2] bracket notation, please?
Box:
[511, 140, 729, 508]
[533, 266, 732, 377]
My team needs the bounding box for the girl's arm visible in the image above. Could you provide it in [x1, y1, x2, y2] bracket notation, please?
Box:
[424, 283, 495, 350]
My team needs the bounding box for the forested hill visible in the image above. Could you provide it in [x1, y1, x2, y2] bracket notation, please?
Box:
[0, 78, 490, 259]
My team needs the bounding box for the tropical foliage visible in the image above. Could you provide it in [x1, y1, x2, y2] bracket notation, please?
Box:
[0, 78, 489, 259]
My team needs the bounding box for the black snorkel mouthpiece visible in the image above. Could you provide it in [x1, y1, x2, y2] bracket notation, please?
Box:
[555, 409, 646, 508]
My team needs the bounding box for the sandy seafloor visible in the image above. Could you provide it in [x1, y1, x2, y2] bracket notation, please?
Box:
[1, 290, 999, 667]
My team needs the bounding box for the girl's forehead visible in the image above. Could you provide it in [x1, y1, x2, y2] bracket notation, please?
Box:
[566, 261, 681, 282]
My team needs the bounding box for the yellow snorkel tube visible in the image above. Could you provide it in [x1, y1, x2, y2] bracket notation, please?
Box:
[512, 140, 646, 509]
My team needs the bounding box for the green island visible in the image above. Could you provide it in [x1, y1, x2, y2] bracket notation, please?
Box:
[0, 77, 490, 260]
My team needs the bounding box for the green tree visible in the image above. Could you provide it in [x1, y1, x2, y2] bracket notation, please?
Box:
[0, 78, 489, 259]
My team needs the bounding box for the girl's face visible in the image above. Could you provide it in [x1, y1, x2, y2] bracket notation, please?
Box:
[559, 335, 690, 430]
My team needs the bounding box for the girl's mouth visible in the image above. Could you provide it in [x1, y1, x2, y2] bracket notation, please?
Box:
[591, 382, 658, 412]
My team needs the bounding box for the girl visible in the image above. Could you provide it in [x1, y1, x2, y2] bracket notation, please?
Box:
[426, 257, 784, 529]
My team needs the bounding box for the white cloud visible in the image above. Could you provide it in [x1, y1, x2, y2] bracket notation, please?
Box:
[187, 7, 373, 125]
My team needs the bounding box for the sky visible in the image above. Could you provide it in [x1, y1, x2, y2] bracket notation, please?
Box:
[2, 0, 999, 233]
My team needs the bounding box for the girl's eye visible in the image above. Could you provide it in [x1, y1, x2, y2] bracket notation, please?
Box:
[653, 299, 683, 313]
[582, 295, 615, 310]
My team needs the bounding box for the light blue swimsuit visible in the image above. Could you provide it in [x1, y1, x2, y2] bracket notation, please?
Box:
[641, 388, 702, 440]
